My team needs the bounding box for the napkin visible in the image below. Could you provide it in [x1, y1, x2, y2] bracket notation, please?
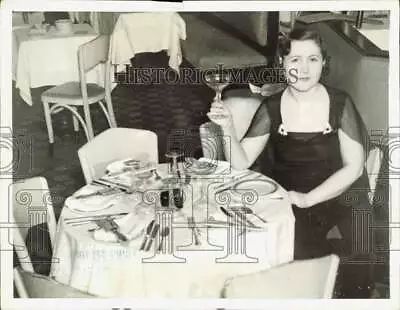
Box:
[93, 211, 149, 243]
[106, 158, 156, 174]
[186, 157, 231, 176]
[65, 185, 119, 212]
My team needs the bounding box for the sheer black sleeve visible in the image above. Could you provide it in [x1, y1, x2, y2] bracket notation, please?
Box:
[340, 95, 370, 156]
[243, 101, 271, 138]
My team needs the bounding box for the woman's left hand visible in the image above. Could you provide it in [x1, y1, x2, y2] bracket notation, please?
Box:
[288, 191, 310, 208]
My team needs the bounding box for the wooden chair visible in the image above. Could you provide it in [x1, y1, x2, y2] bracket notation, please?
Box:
[222, 254, 340, 299]
[41, 35, 116, 144]
[78, 127, 158, 184]
[14, 267, 94, 298]
[11, 177, 57, 272]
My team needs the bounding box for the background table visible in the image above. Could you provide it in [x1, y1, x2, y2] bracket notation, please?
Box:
[14, 23, 104, 106]
[109, 12, 187, 73]
[50, 163, 295, 298]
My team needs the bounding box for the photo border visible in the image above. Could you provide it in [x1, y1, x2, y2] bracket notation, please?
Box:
[1, 1, 399, 309]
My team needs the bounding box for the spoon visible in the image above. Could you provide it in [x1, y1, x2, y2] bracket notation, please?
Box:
[241, 206, 267, 223]
[157, 227, 170, 252]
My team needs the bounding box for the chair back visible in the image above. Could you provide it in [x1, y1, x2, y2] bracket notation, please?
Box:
[200, 94, 262, 161]
[11, 177, 56, 272]
[11, 177, 57, 246]
[14, 267, 94, 298]
[222, 254, 340, 299]
[78, 35, 110, 73]
[78, 127, 159, 184]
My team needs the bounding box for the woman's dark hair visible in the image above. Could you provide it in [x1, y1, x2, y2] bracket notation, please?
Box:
[278, 28, 328, 60]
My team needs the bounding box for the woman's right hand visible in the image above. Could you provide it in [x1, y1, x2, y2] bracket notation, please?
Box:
[206, 100, 234, 130]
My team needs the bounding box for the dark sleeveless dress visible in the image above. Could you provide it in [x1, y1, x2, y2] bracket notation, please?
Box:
[244, 84, 372, 260]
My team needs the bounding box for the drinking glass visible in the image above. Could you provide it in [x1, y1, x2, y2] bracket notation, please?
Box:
[165, 150, 184, 177]
[204, 72, 231, 104]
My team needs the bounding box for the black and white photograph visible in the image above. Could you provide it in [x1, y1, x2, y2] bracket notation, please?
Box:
[1, 1, 399, 310]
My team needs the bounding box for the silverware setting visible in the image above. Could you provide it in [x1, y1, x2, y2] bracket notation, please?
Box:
[144, 223, 160, 251]
[94, 218, 128, 243]
[220, 206, 261, 230]
[188, 216, 201, 246]
[213, 171, 261, 193]
[139, 220, 155, 251]
[74, 187, 120, 199]
[241, 206, 267, 223]
[157, 227, 170, 253]
[65, 210, 129, 227]
[92, 178, 130, 192]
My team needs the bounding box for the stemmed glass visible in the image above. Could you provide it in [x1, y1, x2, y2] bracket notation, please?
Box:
[165, 150, 184, 178]
[204, 72, 231, 104]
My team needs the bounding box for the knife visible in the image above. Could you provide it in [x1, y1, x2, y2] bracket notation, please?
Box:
[145, 223, 160, 251]
[214, 171, 260, 193]
[232, 209, 259, 229]
[139, 220, 155, 251]
[220, 206, 260, 229]
[220, 206, 233, 219]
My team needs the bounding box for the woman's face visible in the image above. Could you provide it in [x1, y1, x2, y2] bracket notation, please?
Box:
[283, 39, 325, 92]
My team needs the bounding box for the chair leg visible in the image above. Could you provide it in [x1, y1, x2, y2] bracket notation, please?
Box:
[82, 102, 94, 140]
[42, 99, 55, 144]
[104, 95, 117, 127]
[71, 107, 79, 132]
[98, 100, 113, 128]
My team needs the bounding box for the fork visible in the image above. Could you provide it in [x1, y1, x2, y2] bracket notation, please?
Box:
[74, 187, 120, 199]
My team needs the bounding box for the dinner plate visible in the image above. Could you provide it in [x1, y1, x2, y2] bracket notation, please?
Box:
[65, 195, 117, 214]
[65, 185, 118, 213]
[231, 179, 278, 197]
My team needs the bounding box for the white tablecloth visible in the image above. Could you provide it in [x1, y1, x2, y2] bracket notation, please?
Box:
[50, 163, 295, 298]
[109, 12, 186, 73]
[14, 24, 103, 106]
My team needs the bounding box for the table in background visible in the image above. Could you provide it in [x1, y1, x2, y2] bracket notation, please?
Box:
[14, 23, 103, 106]
[109, 12, 187, 74]
[50, 163, 295, 298]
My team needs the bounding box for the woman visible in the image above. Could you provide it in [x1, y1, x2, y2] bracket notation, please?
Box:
[207, 28, 373, 298]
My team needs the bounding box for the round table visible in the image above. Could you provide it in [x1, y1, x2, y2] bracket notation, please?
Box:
[50, 162, 295, 298]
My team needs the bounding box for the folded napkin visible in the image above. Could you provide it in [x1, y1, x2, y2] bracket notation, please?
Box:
[106, 158, 156, 174]
[65, 185, 119, 212]
[93, 211, 148, 243]
[186, 158, 231, 176]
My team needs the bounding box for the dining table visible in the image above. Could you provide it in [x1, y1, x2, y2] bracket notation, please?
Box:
[13, 23, 104, 106]
[50, 159, 295, 298]
[109, 12, 187, 74]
